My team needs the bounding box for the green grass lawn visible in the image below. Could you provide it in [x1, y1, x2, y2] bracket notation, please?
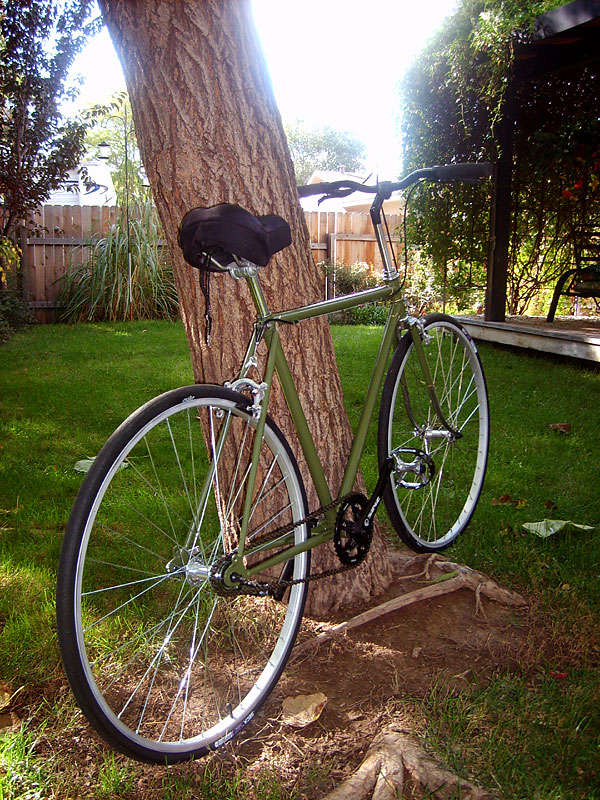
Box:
[335, 325, 600, 800]
[0, 320, 599, 799]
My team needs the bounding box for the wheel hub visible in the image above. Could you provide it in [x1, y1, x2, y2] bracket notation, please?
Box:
[165, 545, 214, 586]
[185, 557, 212, 585]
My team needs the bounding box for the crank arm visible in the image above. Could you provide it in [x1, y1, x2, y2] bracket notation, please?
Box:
[355, 457, 396, 532]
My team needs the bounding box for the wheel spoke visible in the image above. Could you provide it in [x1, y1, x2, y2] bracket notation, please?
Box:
[379, 318, 489, 551]
[58, 389, 309, 762]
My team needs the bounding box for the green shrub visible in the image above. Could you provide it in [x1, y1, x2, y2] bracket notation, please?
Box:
[0, 292, 33, 342]
[322, 261, 379, 296]
[331, 303, 389, 325]
[322, 262, 388, 325]
[0, 236, 31, 341]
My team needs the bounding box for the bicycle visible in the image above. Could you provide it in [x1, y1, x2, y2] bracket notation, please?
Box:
[56, 162, 491, 763]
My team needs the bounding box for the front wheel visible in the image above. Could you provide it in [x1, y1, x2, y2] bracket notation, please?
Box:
[57, 385, 310, 763]
[378, 314, 489, 552]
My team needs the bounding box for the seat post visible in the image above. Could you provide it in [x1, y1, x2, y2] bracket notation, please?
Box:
[245, 272, 271, 319]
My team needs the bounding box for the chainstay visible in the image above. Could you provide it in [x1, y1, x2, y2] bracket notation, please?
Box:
[234, 493, 360, 594]
[245, 493, 352, 550]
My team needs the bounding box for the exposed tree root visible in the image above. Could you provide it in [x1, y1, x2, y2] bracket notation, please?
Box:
[323, 723, 495, 800]
[300, 554, 522, 798]
[293, 554, 527, 658]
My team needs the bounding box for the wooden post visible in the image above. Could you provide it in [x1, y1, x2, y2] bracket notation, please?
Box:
[485, 89, 515, 322]
[19, 224, 29, 305]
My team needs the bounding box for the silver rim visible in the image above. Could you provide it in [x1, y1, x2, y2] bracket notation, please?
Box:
[387, 322, 488, 547]
[72, 395, 307, 756]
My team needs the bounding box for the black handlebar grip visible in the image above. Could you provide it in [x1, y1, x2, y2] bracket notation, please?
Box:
[433, 163, 493, 184]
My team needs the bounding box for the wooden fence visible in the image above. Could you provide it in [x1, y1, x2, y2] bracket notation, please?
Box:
[21, 205, 118, 323]
[20, 206, 401, 322]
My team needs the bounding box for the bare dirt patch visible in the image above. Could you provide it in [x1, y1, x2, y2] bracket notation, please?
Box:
[240, 555, 528, 798]
[30, 553, 530, 799]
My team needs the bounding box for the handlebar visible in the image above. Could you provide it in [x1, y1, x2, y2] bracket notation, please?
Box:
[297, 162, 493, 201]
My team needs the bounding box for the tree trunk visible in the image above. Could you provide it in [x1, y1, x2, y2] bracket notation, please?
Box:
[99, 0, 393, 616]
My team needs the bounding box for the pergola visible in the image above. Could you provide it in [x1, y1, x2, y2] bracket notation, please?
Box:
[486, 0, 600, 321]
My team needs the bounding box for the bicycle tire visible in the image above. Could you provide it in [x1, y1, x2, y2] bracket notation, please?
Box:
[378, 314, 489, 552]
[57, 385, 310, 763]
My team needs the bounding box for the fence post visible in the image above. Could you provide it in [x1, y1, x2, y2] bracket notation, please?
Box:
[19, 224, 29, 305]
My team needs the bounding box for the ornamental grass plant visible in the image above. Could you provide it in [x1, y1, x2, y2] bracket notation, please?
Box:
[56, 199, 179, 323]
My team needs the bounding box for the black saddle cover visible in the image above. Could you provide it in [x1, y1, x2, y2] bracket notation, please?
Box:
[179, 204, 291, 270]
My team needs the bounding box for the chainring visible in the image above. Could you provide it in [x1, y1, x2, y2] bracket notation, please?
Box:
[334, 493, 372, 567]
[207, 493, 366, 599]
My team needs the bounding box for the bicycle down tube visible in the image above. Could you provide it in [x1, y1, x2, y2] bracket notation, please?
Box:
[224, 268, 444, 579]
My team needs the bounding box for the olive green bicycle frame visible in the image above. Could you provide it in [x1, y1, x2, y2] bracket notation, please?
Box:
[212, 224, 454, 585]
[214, 275, 449, 585]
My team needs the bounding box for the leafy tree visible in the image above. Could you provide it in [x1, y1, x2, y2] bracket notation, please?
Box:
[85, 92, 147, 205]
[284, 119, 366, 184]
[99, 0, 393, 618]
[400, 0, 599, 315]
[0, 0, 100, 241]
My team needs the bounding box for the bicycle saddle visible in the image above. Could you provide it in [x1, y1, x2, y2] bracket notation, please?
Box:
[179, 203, 292, 271]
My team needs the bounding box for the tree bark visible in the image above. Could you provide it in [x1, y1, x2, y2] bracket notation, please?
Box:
[98, 0, 393, 616]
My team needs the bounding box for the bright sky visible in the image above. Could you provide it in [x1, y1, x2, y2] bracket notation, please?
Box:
[70, 0, 457, 178]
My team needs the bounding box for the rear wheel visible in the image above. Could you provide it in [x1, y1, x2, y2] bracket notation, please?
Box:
[378, 314, 489, 552]
[57, 385, 309, 763]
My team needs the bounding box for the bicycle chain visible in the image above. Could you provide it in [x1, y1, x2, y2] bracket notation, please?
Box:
[212, 493, 363, 597]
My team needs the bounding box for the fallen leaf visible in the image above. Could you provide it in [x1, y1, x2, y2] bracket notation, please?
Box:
[74, 457, 96, 473]
[0, 711, 20, 734]
[549, 423, 571, 434]
[549, 671, 567, 680]
[281, 692, 328, 728]
[0, 685, 23, 710]
[491, 495, 527, 508]
[523, 519, 594, 538]
[74, 457, 129, 474]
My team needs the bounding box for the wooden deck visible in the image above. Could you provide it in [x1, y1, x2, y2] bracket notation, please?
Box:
[457, 316, 600, 364]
